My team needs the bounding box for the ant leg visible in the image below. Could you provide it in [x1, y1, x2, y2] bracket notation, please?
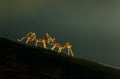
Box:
[18, 32, 33, 41]
[43, 42, 47, 48]
[69, 48, 74, 56]
[46, 33, 53, 40]
[46, 33, 55, 43]
[68, 49, 70, 55]
[18, 37, 25, 41]
[51, 46, 56, 50]
[31, 33, 37, 40]
[25, 32, 33, 36]
[58, 47, 62, 53]
[25, 39, 30, 44]
[35, 40, 38, 47]
[35, 42, 37, 47]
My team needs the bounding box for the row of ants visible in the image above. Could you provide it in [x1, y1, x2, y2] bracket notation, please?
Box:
[18, 32, 74, 56]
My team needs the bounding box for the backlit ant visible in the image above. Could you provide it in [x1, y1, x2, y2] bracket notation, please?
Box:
[18, 32, 75, 56]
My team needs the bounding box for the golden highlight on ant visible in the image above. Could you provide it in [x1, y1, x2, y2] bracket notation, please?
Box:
[18, 32, 75, 57]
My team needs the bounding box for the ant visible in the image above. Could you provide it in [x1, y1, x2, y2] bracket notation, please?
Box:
[35, 33, 55, 48]
[49, 40, 74, 56]
[18, 32, 37, 44]
[18, 32, 75, 56]
[18, 32, 54, 48]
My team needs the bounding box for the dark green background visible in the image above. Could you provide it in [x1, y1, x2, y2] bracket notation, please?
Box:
[0, 0, 120, 67]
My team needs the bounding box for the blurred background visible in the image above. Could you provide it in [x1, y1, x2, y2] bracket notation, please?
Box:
[0, 0, 120, 67]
